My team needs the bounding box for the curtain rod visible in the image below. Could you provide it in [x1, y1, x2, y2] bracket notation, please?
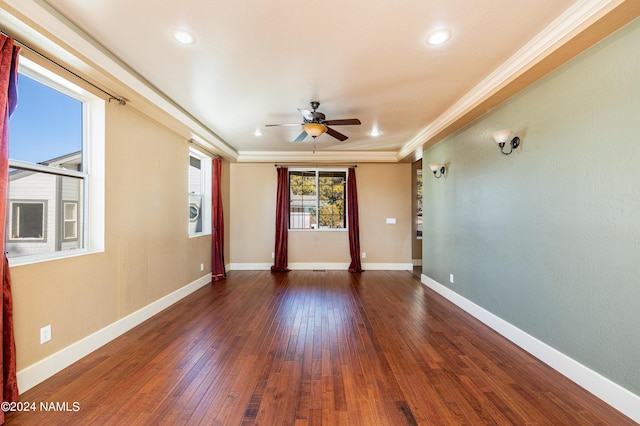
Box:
[275, 164, 357, 168]
[1, 30, 127, 105]
[189, 139, 221, 159]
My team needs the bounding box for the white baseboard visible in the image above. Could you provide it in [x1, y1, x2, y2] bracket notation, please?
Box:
[421, 274, 640, 423]
[363, 262, 413, 271]
[228, 262, 413, 271]
[17, 274, 213, 394]
[291, 262, 413, 271]
[228, 262, 272, 270]
[290, 262, 349, 270]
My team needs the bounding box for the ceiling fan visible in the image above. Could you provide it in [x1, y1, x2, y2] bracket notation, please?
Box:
[266, 101, 361, 142]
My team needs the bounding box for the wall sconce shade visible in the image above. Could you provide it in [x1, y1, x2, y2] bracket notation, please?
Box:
[491, 129, 520, 155]
[429, 163, 446, 178]
[302, 123, 327, 138]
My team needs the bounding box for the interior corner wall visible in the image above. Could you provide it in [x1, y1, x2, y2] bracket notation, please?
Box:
[422, 18, 640, 395]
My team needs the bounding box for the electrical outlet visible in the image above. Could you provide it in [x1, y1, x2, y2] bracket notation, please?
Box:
[40, 325, 51, 344]
[450, 274, 454, 284]
[272, 252, 275, 259]
[362, 252, 366, 259]
[200, 263, 204, 271]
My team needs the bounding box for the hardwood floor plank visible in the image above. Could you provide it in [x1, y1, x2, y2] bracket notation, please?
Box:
[5, 270, 636, 425]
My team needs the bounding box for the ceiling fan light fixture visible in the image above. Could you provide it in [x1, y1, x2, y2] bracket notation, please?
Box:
[302, 123, 327, 137]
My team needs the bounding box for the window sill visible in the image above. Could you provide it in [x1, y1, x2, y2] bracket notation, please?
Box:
[189, 232, 212, 239]
[7, 248, 103, 268]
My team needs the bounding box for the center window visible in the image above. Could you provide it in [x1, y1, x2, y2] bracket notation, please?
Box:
[289, 170, 347, 230]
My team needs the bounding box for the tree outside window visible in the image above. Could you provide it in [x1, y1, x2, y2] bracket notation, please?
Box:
[290, 170, 346, 230]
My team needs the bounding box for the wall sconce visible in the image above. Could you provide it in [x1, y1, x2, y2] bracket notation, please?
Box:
[492, 129, 520, 155]
[429, 163, 446, 178]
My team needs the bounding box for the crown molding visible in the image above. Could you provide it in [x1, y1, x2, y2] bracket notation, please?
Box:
[4, 0, 631, 164]
[398, 0, 628, 160]
[237, 150, 399, 163]
[2, 0, 239, 161]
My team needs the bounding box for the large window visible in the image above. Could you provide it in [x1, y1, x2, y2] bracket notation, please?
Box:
[289, 169, 347, 230]
[6, 57, 104, 262]
[188, 148, 212, 236]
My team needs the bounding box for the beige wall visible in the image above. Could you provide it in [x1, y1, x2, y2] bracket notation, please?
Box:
[11, 99, 217, 370]
[229, 163, 276, 264]
[229, 162, 412, 267]
[358, 164, 412, 264]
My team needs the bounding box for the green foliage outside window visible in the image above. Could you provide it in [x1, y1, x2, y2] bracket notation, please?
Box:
[290, 170, 346, 229]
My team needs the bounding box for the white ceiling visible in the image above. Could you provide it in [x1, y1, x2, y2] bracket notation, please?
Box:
[1, 0, 626, 162]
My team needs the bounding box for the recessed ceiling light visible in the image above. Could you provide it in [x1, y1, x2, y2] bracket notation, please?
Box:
[254, 129, 262, 137]
[426, 29, 451, 46]
[172, 29, 196, 45]
[369, 129, 382, 137]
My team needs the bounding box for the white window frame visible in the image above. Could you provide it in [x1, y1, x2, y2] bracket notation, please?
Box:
[289, 168, 348, 231]
[63, 201, 78, 240]
[7, 57, 105, 266]
[188, 147, 212, 237]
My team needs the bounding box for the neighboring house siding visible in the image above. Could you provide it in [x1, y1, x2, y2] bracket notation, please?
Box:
[7, 163, 83, 257]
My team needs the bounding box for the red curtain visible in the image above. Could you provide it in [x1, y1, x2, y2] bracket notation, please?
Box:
[211, 157, 226, 282]
[0, 35, 21, 423]
[271, 167, 289, 272]
[347, 167, 362, 272]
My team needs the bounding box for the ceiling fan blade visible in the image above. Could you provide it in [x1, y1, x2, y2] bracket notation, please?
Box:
[323, 118, 361, 126]
[325, 127, 348, 141]
[298, 108, 313, 121]
[294, 131, 308, 142]
[265, 123, 300, 127]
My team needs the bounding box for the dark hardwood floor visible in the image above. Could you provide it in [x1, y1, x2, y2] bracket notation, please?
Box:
[5, 270, 634, 425]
